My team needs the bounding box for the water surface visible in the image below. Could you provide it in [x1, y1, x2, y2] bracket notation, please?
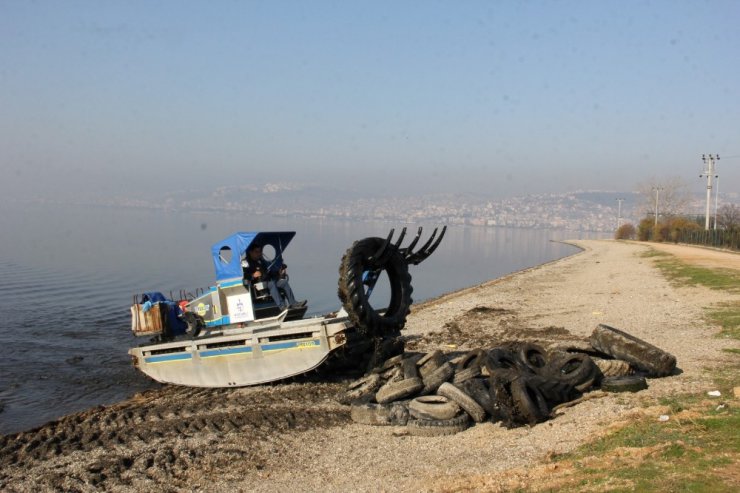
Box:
[0, 203, 605, 433]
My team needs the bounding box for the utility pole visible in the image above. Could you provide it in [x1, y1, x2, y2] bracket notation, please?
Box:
[615, 198, 624, 230]
[714, 173, 719, 230]
[700, 154, 719, 230]
[652, 187, 663, 229]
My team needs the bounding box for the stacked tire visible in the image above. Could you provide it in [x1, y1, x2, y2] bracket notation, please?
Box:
[589, 324, 676, 377]
[340, 325, 676, 432]
[341, 344, 591, 432]
[407, 395, 470, 436]
[484, 343, 591, 426]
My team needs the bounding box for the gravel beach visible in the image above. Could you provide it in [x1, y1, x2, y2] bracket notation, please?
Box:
[1, 239, 738, 492]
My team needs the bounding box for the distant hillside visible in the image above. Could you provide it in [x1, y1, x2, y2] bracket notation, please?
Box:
[572, 191, 641, 208]
[29, 183, 737, 232]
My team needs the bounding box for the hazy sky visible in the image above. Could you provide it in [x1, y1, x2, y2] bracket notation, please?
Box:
[1, 1, 738, 201]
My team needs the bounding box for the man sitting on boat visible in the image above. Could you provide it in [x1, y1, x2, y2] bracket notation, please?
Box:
[241, 241, 303, 310]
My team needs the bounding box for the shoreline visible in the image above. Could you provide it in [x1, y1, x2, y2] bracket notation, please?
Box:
[0, 226, 583, 436]
[0, 240, 586, 437]
[413, 240, 586, 311]
[2, 239, 737, 492]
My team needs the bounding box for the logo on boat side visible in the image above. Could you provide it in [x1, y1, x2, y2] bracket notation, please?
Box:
[195, 303, 210, 316]
[296, 340, 319, 348]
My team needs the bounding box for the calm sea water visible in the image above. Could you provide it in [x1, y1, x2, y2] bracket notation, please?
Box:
[0, 203, 607, 434]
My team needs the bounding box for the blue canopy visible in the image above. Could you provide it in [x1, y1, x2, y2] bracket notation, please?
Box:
[211, 232, 296, 282]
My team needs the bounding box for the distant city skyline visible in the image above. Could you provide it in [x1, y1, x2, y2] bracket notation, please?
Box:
[15, 181, 738, 233]
[1, 1, 738, 202]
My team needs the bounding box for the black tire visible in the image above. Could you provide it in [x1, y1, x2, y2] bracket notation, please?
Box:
[365, 336, 405, 373]
[574, 377, 597, 393]
[521, 375, 580, 408]
[452, 366, 481, 384]
[408, 396, 461, 421]
[401, 357, 420, 379]
[460, 378, 496, 416]
[488, 371, 518, 426]
[182, 312, 204, 337]
[488, 367, 520, 384]
[456, 349, 487, 371]
[486, 348, 529, 374]
[338, 374, 383, 405]
[338, 237, 413, 336]
[510, 377, 550, 425]
[547, 353, 599, 391]
[437, 382, 486, 423]
[407, 414, 469, 436]
[378, 354, 405, 372]
[351, 402, 410, 426]
[404, 352, 426, 364]
[590, 324, 676, 377]
[376, 377, 424, 404]
[601, 375, 648, 393]
[381, 366, 403, 383]
[454, 349, 484, 383]
[418, 351, 446, 378]
[517, 343, 549, 374]
[421, 362, 455, 395]
[415, 351, 438, 368]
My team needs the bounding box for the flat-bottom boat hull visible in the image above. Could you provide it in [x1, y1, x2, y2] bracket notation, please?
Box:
[129, 317, 352, 388]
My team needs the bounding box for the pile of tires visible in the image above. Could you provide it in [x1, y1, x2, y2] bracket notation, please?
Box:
[340, 343, 588, 432]
[339, 325, 677, 433]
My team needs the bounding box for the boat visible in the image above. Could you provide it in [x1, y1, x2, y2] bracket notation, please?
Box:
[128, 227, 446, 388]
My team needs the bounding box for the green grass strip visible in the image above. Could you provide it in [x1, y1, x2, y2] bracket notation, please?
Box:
[639, 247, 740, 292]
[555, 401, 740, 492]
[708, 302, 740, 341]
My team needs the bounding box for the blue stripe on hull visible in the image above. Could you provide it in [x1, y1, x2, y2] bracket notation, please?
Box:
[201, 346, 253, 358]
[145, 353, 193, 364]
[143, 339, 321, 365]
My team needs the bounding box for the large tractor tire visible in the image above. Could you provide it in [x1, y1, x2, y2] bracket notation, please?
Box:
[338, 237, 413, 336]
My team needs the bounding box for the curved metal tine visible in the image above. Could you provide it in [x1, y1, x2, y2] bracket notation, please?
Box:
[418, 225, 446, 262]
[377, 226, 405, 265]
[393, 227, 407, 250]
[368, 229, 394, 263]
[405, 227, 438, 262]
[400, 227, 423, 255]
[408, 226, 447, 265]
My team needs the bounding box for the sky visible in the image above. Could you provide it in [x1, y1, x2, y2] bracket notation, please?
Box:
[1, 0, 738, 202]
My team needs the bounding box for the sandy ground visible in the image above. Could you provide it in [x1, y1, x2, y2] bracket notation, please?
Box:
[644, 241, 740, 271]
[1, 240, 738, 492]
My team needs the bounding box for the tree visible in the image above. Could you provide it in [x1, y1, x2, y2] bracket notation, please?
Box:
[636, 176, 691, 219]
[615, 223, 636, 240]
[637, 218, 654, 241]
[717, 203, 740, 231]
[666, 216, 701, 243]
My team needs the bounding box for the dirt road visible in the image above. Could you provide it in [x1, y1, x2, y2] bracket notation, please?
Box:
[645, 241, 740, 271]
[1, 240, 738, 492]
